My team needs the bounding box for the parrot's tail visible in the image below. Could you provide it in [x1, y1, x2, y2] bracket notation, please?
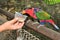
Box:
[45, 19, 59, 30]
[52, 24, 59, 30]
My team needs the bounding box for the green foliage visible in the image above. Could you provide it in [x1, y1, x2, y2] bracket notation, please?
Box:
[43, 0, 60, 5]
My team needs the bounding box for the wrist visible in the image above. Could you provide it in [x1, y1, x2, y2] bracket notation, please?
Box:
[0, 25, 6, 32]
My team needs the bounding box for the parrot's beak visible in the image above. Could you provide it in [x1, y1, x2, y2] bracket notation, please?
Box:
[21, 10, 26, 14]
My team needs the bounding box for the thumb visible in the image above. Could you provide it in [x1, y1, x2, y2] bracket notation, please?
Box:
[10, 18, 18, 24]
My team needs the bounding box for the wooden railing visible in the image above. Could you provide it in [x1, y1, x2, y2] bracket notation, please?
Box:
[0, 8, 60, 40]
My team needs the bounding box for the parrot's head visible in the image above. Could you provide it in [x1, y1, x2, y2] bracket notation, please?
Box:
[21, 10, 26, 14]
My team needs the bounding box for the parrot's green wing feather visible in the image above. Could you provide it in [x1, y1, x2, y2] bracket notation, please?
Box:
[36, 11, 51, 20]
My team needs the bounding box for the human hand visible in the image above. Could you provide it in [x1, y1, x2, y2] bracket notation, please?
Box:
[1, 18, 24, 31]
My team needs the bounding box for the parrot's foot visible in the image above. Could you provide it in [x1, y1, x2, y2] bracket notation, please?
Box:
[32, 22, 39, 25]
[26, 20, 31, 23]
[37, 25, 45, 28]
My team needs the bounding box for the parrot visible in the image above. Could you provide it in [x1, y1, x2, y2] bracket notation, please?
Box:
[21, 7, 59, 30]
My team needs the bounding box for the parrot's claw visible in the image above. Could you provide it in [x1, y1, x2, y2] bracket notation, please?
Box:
[37, 25, 45, 28]
[32, 22, 39, 25]
[26, 20, 31, 23]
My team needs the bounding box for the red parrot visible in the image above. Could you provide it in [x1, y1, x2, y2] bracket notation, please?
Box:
[21, 8, 59, 29]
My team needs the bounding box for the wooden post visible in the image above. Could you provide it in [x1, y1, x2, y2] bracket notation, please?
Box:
[0, 8, 14, 19]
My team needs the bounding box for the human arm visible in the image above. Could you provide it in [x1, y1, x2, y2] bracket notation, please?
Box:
[0, 18, 24, 32]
